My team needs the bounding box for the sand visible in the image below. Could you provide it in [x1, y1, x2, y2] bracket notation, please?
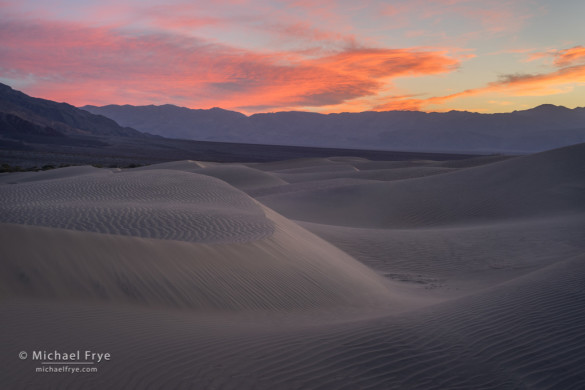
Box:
[1, 143, 584, 389]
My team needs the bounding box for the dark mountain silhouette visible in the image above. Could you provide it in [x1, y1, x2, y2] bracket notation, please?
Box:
[0, 112, 65, 138]
[80, 104, 247, 141]
[0, 84, 479, 169]
[83, 103, 585, 153]
[0, 83, 147, 138]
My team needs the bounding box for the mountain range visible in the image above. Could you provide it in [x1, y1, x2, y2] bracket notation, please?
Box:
[0, 83, 147, 141]
[1, 82, 584, 155]
[82, 102, 585, 153]
[4, 83, 477, 167]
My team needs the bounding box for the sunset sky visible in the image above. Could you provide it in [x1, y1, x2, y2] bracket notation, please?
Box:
[1, 0, 584, 114]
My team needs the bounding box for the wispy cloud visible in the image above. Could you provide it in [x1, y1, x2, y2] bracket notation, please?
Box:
[1, 0, 582, 113]
[376, 0, 533, 35]
[553, 46, 585, 67]
[0, 17, 458, 112]
[376, 45, 585, 111]
[523, 45, 585, 66]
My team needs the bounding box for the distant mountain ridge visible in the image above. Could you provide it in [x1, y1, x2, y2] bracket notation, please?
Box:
[0, 83, 148, 139]
[82, 103, 585, 153]
[0, 84, 479, 169]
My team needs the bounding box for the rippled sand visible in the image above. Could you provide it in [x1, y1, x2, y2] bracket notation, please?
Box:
[2, 143, 585, 389]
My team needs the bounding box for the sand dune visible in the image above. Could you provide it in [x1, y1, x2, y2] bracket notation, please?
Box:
[273, 166, 453, 184]
[194, 164, 288, 190]
[137, 160, 287, 190]
[0, 211, 398, 312]
[257, 144, 585, 228]
[3, 251, 584, 389]
[300, 213, 585, 292]
[1, 165, 412, 311]
[0, 168, 274, 242]
[0, 165, 111, 184]
[2, 143, 584, 389]
[247, 157, 362, 172]
[132, 159, 209, 170]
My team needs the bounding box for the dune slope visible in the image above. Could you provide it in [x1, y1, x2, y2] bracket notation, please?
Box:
[1, 143, 584, 389]
[256, 143, 585, 228]
[0, 168, 274, 243]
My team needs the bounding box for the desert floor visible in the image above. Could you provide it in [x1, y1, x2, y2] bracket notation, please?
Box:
[1, 143, 584, 389]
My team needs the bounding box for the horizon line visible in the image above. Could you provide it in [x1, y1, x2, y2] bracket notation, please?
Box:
[2, 82, 582, 117]
[79, 102, 583, 117]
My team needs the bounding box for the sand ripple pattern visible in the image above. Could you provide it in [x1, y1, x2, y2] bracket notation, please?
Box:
[0, 169, 274, 242]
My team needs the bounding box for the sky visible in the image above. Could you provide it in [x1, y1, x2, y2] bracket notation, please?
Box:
[1, 0, 584, 114]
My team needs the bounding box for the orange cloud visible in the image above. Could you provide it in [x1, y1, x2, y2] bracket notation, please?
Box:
[554, 46, 585, 67]
[314, 49, 458, 79]
[489, 66, 585, 96]
[0, 17, 458, 113]
[523, 45, 585, 67]
[524, 51, 554, 62]
[375, 61, 585, 111]
[374, 97, 426, 111]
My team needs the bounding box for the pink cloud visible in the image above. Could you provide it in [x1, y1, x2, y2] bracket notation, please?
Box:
[263, 21, 358, 52]
[0, 17, 459, 113]
[375, 0, 532, 36]
[2, 0, 558, 114]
